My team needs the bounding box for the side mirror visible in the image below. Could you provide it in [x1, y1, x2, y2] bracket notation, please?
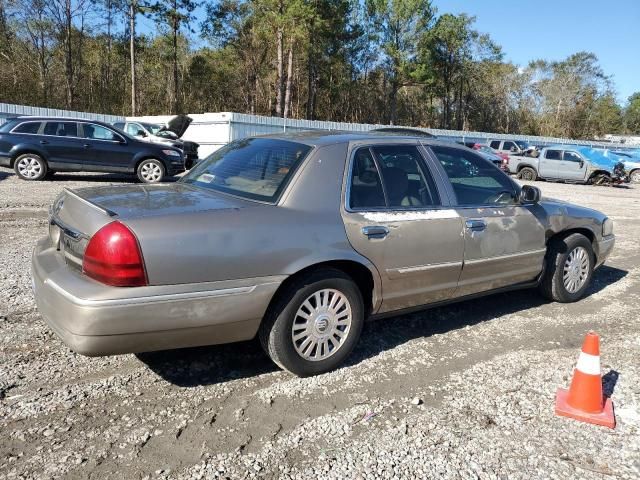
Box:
[136, 129, 147, 137]
[579, 160, 584, 168]
[519, 185, 541, 204]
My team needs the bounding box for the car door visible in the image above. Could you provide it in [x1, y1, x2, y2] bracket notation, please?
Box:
[559, 150, 588, 180]
[428, 145, 546, 298]
[539, 149, 562, 178]
[40, 121, 87, 170]
[79, 122, 131, 172]
[341, 143, 464, 313]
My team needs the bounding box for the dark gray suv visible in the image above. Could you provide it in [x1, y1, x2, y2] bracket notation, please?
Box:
[0, 117, 184, 183]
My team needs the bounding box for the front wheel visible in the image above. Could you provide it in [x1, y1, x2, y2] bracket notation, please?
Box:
[518, 167, 537, 181]
[136, 158, 165, 183]
[539, 233, 594, 303]
[14, 153, 48, 181]
[259, 268, 364, 376]
[630, 169, 640, 184]
[590, 173, 611, 186]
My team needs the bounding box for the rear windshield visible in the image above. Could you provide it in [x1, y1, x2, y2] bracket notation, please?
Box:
[181, 138, 312, 202]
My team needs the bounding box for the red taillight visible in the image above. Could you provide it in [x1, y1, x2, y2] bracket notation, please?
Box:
[82, 221, 148, 287]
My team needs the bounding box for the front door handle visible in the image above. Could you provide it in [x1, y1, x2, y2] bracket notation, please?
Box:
[465, 219, 486, 232]
[362, 225, 389, 239]
[39, 140, 48, 145]
[83, 144, 92, 148]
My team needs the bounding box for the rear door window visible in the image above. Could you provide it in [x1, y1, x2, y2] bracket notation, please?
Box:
[545, 150, 562, 160]
[349, 148, 386, 209]
[490, 141, 500, 149]
[43, 122, 78, 137]
[12, 122, 41, 134]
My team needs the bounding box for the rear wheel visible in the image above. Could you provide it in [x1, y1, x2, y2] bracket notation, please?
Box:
[630, 169, 640, 184]
[14, 153, 48, 181]
[259, 268, 364, 376]
[136, 158, 165, 183]
[539, 233, 594, 303]
[518, 166, 537, 181]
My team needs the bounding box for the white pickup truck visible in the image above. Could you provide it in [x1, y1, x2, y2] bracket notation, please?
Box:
[506, 145, 630, 184]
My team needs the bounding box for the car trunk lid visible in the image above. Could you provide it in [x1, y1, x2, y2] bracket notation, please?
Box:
[48, 183, 250, 272]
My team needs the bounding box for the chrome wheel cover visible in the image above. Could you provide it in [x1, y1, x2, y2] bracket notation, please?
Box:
[292, 288, 352, 361]
[631, 170, 640, 184]
[17, 156, 43, 179]
[140, 162, 162, 182]
[563, 246, 590, 293]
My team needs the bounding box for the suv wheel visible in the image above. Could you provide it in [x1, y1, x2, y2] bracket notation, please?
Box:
[629, 169, 640, 184]
[518, 166, 537, 181]
[259, 268, 364, 377]
[539, 233, 594, 303]
[14, 154, 48, 181]
[137, 159, 165, 183]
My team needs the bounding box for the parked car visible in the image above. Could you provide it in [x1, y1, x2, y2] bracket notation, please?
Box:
[508, 145, 629, 184]
[32, 133, 614, 376]
[471, 144, 509, 171]
[113, 115, 199, 169]
[0, 117, 184, 183]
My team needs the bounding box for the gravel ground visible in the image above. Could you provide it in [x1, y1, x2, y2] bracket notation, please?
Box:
[1, 168, 639, 479]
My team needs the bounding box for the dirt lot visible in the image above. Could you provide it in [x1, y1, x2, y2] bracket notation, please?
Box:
[1, 168, 639, 479]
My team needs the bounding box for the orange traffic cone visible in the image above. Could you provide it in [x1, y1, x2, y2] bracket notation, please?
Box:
[555, 331, 615, 428]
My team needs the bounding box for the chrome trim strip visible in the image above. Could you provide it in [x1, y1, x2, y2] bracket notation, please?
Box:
[395, 261, 463, 274]
[63, 188, 117, 217]
[465, 248, 546, 265]
[50, 215, 86, 240]
[44, 279, 258, 307]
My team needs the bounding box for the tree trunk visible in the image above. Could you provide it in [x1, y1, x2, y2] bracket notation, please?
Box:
[283, 45, 293, 119]
[129, 1, 137, 115]
[172, 0, 180, 114]
[275, 26, 284, 117]
[63, 0, 73, 108]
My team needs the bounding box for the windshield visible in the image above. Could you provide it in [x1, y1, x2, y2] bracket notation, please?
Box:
[141, 122, 163, 135]
[181, 138, 313, 202]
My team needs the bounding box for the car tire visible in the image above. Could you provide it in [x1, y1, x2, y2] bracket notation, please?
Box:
[136, 159, 165, 183]
[259, 268, 364, 377]
[629, 169, 640, 184]
[539, 233, 595, 303]
[518, 167, 537, 181]
[14, 153, 48, 181]
[590, 173, 611, 186]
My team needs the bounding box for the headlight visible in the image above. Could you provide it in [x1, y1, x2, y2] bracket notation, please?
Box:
[602, 218, 614, 237]
[162, 149, 181, 157]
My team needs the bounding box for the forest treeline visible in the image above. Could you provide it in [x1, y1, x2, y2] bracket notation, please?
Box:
[1, 0, 640, 138]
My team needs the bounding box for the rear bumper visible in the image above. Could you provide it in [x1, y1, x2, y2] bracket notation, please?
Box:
[32, 238, 283, 356]
[595, 235, 615, 267]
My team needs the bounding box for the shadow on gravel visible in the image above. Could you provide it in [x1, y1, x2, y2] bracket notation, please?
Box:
[0, 169, 13, 181]
[137, 265, 627, 387]
[137, 340, 276, 387]
[602, 370, 619, 398]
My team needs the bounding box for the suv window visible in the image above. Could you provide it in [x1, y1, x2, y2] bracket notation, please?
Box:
[545, 150, 562, 160]
[82, 123, 119, 141]
[113, 122, 125, 130]
[371, 145, 439, 207]
[564, 151, 582, 163]
[43, 121, 78, 137]
[12, 122, 41, 134]
[490, 141, 500, 149]
[125, 123, 144, 136]
[431, 146, 517, 206]
[502, 141, 516, 151]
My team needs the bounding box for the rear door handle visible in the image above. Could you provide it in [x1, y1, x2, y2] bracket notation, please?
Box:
[39, 140, 48, 145]
[83, 144, 92, 148]
[465, 219, 486, 232]
[362, 225, 389, 239]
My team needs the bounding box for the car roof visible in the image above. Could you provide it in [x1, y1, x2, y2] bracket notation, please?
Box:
[11, 116, 115, 127]
[252, 130, 460, 149]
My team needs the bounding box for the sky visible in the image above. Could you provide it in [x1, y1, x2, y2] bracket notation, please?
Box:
[432, 0, 640, 104]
